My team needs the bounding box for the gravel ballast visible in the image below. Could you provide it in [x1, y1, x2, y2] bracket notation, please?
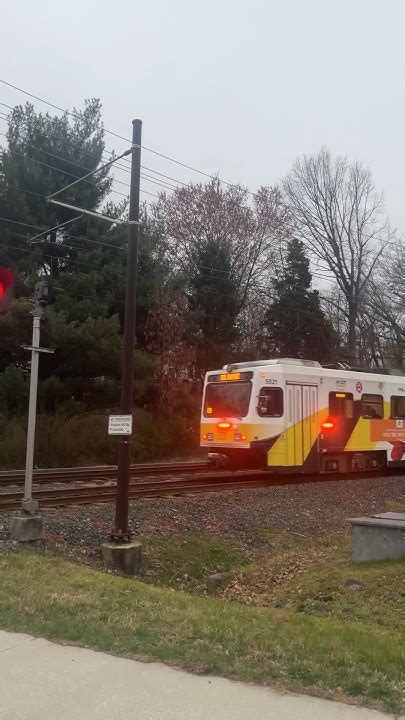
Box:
[0, 473, 404, 567]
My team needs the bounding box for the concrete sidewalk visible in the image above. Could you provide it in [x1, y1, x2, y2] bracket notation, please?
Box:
[0, 631, 401, 720]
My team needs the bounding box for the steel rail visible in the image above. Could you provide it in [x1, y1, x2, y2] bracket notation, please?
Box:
[0, 468, 402, 512]
[0, 461, 211, 487]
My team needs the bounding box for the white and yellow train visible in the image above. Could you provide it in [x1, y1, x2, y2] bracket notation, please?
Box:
[200, 358, 405, 472]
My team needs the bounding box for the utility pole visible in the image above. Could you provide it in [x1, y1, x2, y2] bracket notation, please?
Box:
[38, 122, 139, 571]
[115, 119, 142, 540]
[22, 305, 42, 515]
[10, 282, 54, 543]
[101, 119, 143, 575]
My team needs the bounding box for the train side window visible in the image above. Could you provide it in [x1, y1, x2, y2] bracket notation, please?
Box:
[257, 387, 283, 417]
[329, 392, 353, 418]
[391, 396, 405, 418]
[361, 393, 383, 419]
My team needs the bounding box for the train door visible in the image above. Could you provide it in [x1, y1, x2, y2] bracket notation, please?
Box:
[287, 384, 318, 467]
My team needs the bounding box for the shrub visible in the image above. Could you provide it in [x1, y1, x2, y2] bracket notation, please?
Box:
[0, 410, 200, 469]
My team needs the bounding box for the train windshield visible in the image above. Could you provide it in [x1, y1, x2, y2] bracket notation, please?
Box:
[204, 382, 251, 418]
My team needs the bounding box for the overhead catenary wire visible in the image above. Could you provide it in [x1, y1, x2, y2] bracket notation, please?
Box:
[29, 214, 83, 244]
[0, 207, 334, 292]
[0, 237, 340, 325]
[0, 145, 129, 199]
[0, 181, 154, 211]
[0, 218, 157, 272]
[0, 239, 128, 277]
[1, 244, 332, 325]
[0, 215, 334, 300]
[0, 105, 255, 199]
[0, 79, 256, 197]
[0, 227, 129, 263]
[0, 121, 173, 196]
[47, 147, 132, 200]
[0, 129, 130, 191]
[0, 216, 127, 250]
[0, 84, 340, 310]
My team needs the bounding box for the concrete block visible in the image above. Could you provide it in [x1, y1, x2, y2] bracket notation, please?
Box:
[349, 512, 405, 562]
[101, 541, 142, 576]
[9, 514, 44, 543]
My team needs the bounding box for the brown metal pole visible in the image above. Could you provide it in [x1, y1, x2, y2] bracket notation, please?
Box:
[114, 119, 142, 541]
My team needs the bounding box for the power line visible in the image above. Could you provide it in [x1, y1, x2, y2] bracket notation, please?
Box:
[0, 216, 125, 250]
[0, 181, 153, 213]
[0, 119, 170, 196]
[140, 173, 177, 192]
[0, 79, 255, 196]
[0, 145, 128, 199]
[0, 216, 49, 231]
[141, 165, 190, 188]
[139, 188, 159, 198]
[0, 218, 157, 274]
[0, 128, 132, 191]
[3, 183, 45, 198]
[0, 79, 130, 145]
[0, 239, 127, 277]
[0, 227, 123, 259]
[59, 288, 126, 306]
[0, 104, 234, 196]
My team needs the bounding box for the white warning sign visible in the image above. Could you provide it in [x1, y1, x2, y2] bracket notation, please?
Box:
[108, 414, 133, 435]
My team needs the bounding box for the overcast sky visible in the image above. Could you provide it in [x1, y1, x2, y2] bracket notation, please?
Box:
[1, 0, 405, 233]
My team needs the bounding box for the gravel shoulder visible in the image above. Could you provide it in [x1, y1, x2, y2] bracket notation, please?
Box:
[1, 473, 404, 564]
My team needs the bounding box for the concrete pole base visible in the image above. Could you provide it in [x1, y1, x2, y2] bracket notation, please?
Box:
[9, 514, 44, 543]
[101, 541, 142, 576]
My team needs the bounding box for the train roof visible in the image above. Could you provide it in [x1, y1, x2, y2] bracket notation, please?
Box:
[217, 358, 405, 382]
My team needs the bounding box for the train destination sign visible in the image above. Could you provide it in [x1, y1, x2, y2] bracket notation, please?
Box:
[108, 414, 133, 435]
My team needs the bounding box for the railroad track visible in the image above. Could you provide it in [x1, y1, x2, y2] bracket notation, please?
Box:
[0, 468, 402, 512]
[0, 471, 274, 510]
[0, 460, 210, 487]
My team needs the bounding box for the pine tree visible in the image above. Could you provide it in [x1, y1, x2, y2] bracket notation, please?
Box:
[188, 240, 239, 375]
[261, 238, 338, 362]
[0, 102, 158, 413]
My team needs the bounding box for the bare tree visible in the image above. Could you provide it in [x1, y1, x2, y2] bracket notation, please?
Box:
[152, 179, 291, 313]
[360, 239, 405, 369]
[283, 148, 395, 363]
[146, 287, 195, 411]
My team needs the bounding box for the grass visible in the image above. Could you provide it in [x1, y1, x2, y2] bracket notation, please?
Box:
[142, 534, 248, 591]
[386, 499, 405, 513]
[222, 532, 405, 634]
[0, 549, 404, 713]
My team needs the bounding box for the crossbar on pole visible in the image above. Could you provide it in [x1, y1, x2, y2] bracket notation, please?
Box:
[47, 199, 128, 225]
[47, 148, 132, 200]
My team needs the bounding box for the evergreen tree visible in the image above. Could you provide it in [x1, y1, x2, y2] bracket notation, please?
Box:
[261, 238, 337, 362]
[0, 100, 112, 290]
[0, 102, 159, 413]
[188, 240, 239, 374]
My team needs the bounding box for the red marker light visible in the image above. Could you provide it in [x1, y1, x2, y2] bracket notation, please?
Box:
[0, 268, 14, 312]
[217, 422, 231, 430]
[322, 421, 335, 430]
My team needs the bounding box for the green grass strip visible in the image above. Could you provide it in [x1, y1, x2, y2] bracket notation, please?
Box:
[0, 550, 404, 713]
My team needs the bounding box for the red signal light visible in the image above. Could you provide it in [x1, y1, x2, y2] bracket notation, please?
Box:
[322, 420, 335, 430]
[217, 422, 231, 430]
[0, 268, 14, 312]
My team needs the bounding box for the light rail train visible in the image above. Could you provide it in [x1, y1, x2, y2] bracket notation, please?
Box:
[200, 358, 405, 472]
